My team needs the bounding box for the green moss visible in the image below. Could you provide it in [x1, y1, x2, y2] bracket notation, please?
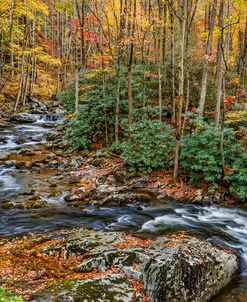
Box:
[42, 274, 135, 302]
[0, 287, 24, 302]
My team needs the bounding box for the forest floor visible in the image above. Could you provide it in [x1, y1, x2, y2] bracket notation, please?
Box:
[68, 148, 245, 207]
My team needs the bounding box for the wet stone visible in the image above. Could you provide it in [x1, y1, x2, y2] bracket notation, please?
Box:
[15, 161, 32, 169]
[14, 136, 26, 145]
[64, 194, 81, 203]
[0, 136, 7, 144]
[18, 149, 36, 156]
[1, 196, 48, 209]
[0, 152, 10, 160]
[11, 113, 37, 123]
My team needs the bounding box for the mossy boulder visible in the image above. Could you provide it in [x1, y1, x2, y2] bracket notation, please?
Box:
[43, 229, 238, 302]
[0, 228, 238, 302]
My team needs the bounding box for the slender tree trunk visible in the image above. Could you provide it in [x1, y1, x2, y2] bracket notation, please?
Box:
[173, 0, 187, 183]
[226, 0, 232, 66]
[238, 18, 247, 83]
[220, 76, 226, 179]
[198, 0, 217, 115]
[127, 0, 136, 129]
[75, 66, 79, 115]
[14, 22, 28, 112]
[22, 57, 31, 106]
[9, 0, 15, 79]
[115, 0, 127, 144]
[158, 0, 163, 121]
[158, 61, 162, 121]
[30, 20, 36, 97]
[75, 0, 86, 68]
[74, 0, 79, 116]
[215, 0, 225, 126]
[169, 0, 176, 122]
[14, 51, 25, 111]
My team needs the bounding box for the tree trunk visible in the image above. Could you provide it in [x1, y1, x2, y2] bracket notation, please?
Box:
[198, 0, 217, 115]
[75, 66, 79, 116]
[115, 0, 127, 143]
[173, 0, 187, 183]
[169, 0, 176, 122]
[127, 0, 136, 129]
[215, 0, 225, 126]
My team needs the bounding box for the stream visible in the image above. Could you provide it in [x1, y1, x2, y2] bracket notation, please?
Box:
[0, 114, 246, 301]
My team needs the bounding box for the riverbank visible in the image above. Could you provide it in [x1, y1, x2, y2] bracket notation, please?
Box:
[1, 98, 245, 208]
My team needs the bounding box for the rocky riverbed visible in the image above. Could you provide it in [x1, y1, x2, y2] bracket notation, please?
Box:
[0, 103, 247, 301]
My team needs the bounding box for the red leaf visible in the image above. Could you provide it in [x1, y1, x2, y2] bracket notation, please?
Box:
[86, 63, 95, 69]
[224, 167, 233, 173]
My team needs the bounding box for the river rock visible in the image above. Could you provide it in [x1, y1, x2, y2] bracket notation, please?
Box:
[14, 136, 26, 145]
[64, 194, 81, 203]
[88, 151, 111, 167]
[1, 195, 47, 209]
[28, 96, 47, 111]
[88, 158, 102, 167]
[71, 157, 83, 169]
[15, 161, 32, 169]
[45, 131, 60, 142]
[0, 152, 10, 160]
[0, 136, 7, 144]
[0, 120, 11, 130]
[43, 228, 238, 302]
[30, 109, 46, 114]
[100, 192, 152, 206]
[18, 149, 36, 156]
[42, 122, 56, 128]
[4, 160, 17, 167]
[11, 113, 37, 123]
[113, 169, 128, 183]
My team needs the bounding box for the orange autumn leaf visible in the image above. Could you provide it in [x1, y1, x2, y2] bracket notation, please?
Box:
[232, 76, 240, 84]
[146, 73, 159, 79]
[224, 96, 235, 105]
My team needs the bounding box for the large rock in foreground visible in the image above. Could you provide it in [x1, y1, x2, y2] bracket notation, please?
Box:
[0, 228, 238, 301]
[42, 229, 238, 302]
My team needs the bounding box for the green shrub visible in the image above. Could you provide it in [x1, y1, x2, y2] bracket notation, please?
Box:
[119, 120, 175, 172]
[180, 121, 247, 198]
[61, 63, 167, 150]
[0, 287, 24, 302]
[64, 111, 92, 151]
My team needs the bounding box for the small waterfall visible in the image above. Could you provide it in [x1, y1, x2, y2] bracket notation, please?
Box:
[34, 113, 62, 123]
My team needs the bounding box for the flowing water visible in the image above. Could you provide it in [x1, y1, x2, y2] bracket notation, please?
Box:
[0, 115, 246, 301]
